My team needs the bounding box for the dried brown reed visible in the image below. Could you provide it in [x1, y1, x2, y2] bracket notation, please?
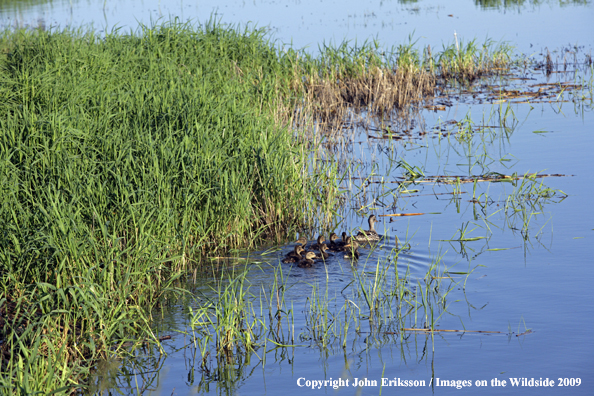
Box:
[295, 65, 435, 134]
[286, 40, 512, 137]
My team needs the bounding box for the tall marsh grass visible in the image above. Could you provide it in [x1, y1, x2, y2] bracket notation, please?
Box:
[0, 20, 321, 392]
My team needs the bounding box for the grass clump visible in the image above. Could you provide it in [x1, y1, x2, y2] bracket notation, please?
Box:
[436, 38, 512, 83]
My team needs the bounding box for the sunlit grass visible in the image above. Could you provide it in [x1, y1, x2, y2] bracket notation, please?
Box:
[0, 19, 323, 392]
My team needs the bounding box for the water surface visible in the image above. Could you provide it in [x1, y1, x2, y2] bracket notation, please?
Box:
[2, 0, 593, 55]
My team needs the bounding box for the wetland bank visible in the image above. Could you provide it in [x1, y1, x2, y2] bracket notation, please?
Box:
[1, 4, 593, 395]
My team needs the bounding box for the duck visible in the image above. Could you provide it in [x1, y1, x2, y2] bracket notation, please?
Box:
[343, 240, 360, 260]
[327, 233, 339, 252]
[315, 243, 332, 260]
[311, 235, 326, 250]
[297, 251, 317, 268]
[328, 232, 348, 252]
[329, 232, 339, 245]
[282, 245, 304, 263]
[353, 215, 380, 242]
[338, 236, 354, 252]
[295, 235, 308, 246]
[328, 232, 342, 247]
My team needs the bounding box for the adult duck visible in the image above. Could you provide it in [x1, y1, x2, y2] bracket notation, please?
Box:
[353, 215, 380, 242]
[282, 245, 304, 263]
[297, 251, 317, 268]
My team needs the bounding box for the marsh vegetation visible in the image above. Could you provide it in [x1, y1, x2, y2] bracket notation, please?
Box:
[0, 16, 592, 394]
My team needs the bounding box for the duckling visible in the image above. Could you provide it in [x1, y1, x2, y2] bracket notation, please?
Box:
[343, 240, 360, 260]
[338, 236, 353, 252]
[329, 232, 347, 246]
[297, 251, 317, 268]
[288, 245, 305, 258]
[311, 235, 325, 250]
[353, 215, 380, 242]
[329, 232, 339, 245]
[315, 243, 332, 260]
[326, 233, 340, 252]
[295, 235, 308, 246]
[282, 245, 304, 263]
[344, 248, 360, 260]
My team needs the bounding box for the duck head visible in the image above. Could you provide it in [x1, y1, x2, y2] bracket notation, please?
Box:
[368, 215, 378, 230]
[304, 251, 317, 260]
[295, 235, 307, 245]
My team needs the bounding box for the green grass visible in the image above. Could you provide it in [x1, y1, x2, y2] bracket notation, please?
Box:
[0, 19, 324, 393]
[437, 38, 513, 83]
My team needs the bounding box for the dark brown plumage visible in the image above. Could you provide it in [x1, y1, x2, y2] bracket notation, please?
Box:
[282, 245, 304, 263]
[297, 251, 317, 268]
[311, 235, 326, 250]
[315, 243, 332, 260]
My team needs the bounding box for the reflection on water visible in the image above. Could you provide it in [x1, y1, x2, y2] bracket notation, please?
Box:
[474, 0, 592, 9]
[3, 0, 591, 12]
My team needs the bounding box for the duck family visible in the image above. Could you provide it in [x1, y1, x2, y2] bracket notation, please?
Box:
[283, 215, 382, 267]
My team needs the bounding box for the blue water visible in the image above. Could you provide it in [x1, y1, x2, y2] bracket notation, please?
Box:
[1, 0, 593, 55]
[2, 1, 592, 395]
